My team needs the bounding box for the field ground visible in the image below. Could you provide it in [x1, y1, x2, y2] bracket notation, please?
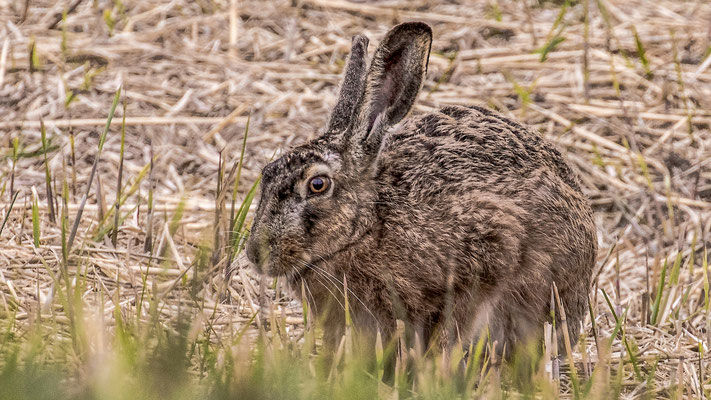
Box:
[1, 0, 711, 398]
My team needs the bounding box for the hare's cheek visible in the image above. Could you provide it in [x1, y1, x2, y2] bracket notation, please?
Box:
[300, 205, 327, 236]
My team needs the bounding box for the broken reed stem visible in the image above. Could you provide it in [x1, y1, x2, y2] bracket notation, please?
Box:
[550, 286, 559, 385]
[229, 0, 239, 58]
[553, 281, 580, 396]
[96, 173, 106, 222]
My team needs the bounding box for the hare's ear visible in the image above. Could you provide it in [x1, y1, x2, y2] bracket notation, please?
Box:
[325, 35, 370, 135]
[349, 22, 432, 156]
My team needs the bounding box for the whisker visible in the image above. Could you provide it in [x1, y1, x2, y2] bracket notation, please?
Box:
[304, 255, 382, 327]
[293, 262, 320, 316]
[294, 259, 346, 312]
[296, 258, 346, 298]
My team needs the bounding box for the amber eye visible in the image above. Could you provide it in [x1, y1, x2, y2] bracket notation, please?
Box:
[308, 176, 330, 195]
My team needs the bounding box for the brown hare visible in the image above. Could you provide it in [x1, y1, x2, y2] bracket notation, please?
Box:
[245, 22, 597, 360]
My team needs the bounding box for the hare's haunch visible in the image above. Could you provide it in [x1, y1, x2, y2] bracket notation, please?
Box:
[246, 22, 597, 357]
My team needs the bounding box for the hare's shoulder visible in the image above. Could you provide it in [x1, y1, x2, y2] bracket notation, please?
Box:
[382, 105, 580, 191]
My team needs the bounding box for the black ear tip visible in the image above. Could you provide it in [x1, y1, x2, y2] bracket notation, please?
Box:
[390, 21, 433, 40]
[351, 34, 370, 48]
[350, 34, 370, 53]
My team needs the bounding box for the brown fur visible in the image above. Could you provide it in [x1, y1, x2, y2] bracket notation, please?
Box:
[245, 22, 597, 357]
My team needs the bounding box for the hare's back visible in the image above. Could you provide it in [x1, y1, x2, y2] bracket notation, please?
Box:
[380, 105, 582, 198]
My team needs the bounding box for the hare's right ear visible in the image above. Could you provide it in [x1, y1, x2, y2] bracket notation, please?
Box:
[348, 22, 432, 159]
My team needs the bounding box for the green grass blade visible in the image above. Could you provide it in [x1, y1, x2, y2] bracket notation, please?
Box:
[231, 176, 261, 255]
[650, 258, 668, 326]
[67, 85, 121, 254]
[536, 35, 565, 62]
[670, 251, 683, 286]
[632, 26, 652, 78]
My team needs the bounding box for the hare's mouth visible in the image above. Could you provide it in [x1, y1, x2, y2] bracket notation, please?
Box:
[272, 249, 340, 283]
[247, 239, 303, 277]
[257, 248, 312, 279]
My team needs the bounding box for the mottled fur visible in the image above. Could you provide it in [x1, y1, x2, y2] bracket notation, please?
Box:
[246, 22, 597, 357]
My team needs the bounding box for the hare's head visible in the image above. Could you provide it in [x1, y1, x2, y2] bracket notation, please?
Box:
[246, 22, 432, 277]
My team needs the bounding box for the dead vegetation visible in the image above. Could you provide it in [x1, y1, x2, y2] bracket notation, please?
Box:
[1, 0, 711, 397]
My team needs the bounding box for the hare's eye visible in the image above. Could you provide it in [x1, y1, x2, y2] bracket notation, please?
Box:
[308, 176, 330, 195]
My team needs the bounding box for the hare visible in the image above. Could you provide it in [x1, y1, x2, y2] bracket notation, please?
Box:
[245, 22, 597, 359]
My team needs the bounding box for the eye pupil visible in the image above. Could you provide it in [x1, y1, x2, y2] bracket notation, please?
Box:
[308, 176, 329, 194]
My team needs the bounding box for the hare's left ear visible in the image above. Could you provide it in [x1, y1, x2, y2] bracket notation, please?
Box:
[349, 22, 432, 156]
[325, 34, 370, 135]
